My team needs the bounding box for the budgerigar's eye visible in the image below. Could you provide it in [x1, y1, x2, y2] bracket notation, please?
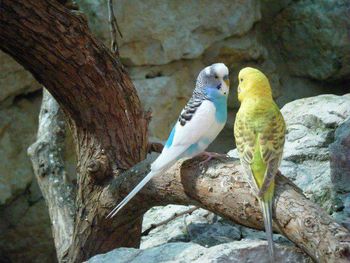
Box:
[240, 78, 243, 82]
[214, 74, 218, 79]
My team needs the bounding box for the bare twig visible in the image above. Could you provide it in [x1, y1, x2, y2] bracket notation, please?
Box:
[142, 206, 199, 236]
[28, 89, 75, 262]
[108, 0, 123, 55]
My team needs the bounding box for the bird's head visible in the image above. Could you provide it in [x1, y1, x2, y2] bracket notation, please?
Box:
[196, 63, 230, 97]
[237, 67, 272, 102]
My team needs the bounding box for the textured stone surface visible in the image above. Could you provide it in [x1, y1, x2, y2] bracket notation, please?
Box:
[115, 0, 261, 66]
[141, 205, 242, 249]
[0, 93, 41, 205]
[0, 51, 40, 104]
[0, 93, 57, 262]
[280, 94, 350, 212]
[272, 0, 350, 80]
[0, 185, 57, 263]
[329, 118, 350, 192]
[88, 241, 310, 263]
[142, 205, 290, 249]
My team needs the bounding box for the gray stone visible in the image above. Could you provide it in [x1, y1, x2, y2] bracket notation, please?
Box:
[141, 205, 241, 249]
[329, 118, 350, 192]
[116, 0, 261, 66]
[280, 94, 350, 213]
[272, 0, 350, 81]
[88, 241, 310, 263]
[0, 92, 76, 262]
[0, 94, 41, 205]
[0, 51, 39, 104]
[0, 194, 57, 263]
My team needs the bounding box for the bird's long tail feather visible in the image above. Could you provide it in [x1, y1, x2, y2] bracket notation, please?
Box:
[259, 197, 275, 262]
[106, 170, 159, 219]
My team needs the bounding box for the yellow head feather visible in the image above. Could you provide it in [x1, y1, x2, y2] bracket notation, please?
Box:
[237, 67, 272, 102]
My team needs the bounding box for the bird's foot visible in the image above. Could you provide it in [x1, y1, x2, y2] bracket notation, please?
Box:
[197, 151, 229, 169]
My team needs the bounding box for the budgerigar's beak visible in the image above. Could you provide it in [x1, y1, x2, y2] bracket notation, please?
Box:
[238, 86, 241, 93]
[223, 75, 230, 88]
[224, 79, 230, 87]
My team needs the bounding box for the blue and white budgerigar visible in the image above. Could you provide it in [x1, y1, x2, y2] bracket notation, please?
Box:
[107, 63, 230, 218]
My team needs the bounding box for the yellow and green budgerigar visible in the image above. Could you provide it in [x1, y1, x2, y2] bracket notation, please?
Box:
[234, 67, 286, 262]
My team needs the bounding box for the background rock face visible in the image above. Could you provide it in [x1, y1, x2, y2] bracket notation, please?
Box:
[0, 0, 350, 262]
[88, 241, 311, 263]
[272, 0, 350, 81]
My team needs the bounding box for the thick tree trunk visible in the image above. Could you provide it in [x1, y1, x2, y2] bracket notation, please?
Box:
[0, 0, 149, 262]
[1, 1, 350, 263]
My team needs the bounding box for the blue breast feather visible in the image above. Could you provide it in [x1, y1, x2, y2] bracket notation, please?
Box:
[205, 87, 227, 123]
[165, 126, 176, 148]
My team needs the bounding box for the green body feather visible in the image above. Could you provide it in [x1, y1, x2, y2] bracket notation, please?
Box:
[234, 67, 286, 262]
[235, 97, 285, 263]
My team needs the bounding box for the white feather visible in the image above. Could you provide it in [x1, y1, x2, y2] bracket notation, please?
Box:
[107, 101, 222, 218]
[152, 100, 217, 170]
[106, 170, 159, 218]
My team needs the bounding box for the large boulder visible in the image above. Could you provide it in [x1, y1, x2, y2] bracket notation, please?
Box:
[329, 118, 350, 193]
[88, 241, 310, 263]
[0, 52, 40, 104]
[0, 94, 58, 262]
[280, 94, 350, 219]
[115, 0, 261, 66]
[272, 0, 350, 81]
[0, 94, 41, 205]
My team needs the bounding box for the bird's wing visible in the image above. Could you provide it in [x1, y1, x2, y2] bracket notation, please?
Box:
[151, 100, 217, 171]
[234, 111, 260, 195]
[107, 100, 218, 218]
[257, 106, 286, 197]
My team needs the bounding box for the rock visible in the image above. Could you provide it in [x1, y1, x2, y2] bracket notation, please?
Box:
[142, 204, 290, 250]
[272, 0, 350, 81]
[0, 93, 58, 262]
[0, 93, 41, 205]
[280, 94, 350, 213]
[0, 51, 40, 104]
[0, 187, 57, 263]
[141, 205, 241, 249]
[329, 118, 350, 192]
[116, 0, 261, 66]
[78, 0, 261, 66]
[88, 240, 310, 263]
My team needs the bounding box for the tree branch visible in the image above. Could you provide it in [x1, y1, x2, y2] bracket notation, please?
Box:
[28, 89, 75, 262]
[0, 0, 148, 172]
[0, 1, 148, 261]
[107, 0, 123, 55]
[141, 206, 199, 236]
[104, 156, 350, 263]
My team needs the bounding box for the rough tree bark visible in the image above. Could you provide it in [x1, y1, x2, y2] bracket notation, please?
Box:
[0, 1, 349, 263]
[27, 89, 75, 260]
[0, 0, 149, 262]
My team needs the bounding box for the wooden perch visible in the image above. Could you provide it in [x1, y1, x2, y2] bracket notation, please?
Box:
[1, 1, 349, 263]
[105, 156, 350, 263]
